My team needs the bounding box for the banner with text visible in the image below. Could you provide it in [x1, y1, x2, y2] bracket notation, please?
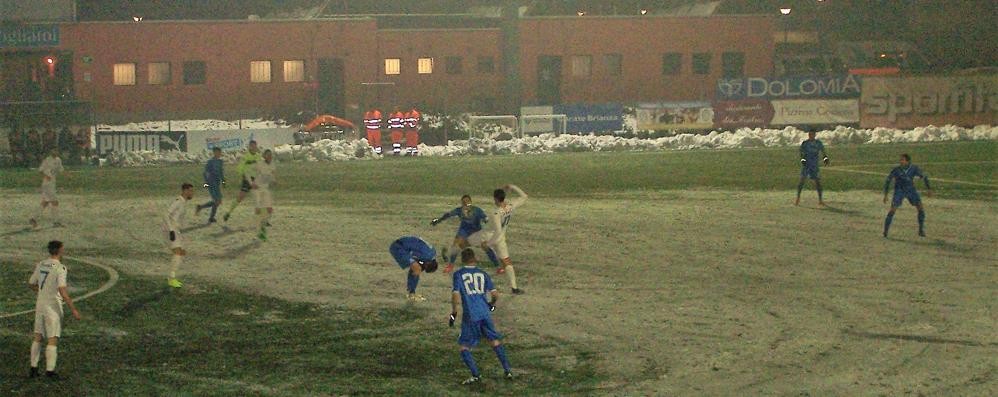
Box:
[712, 100, 775, 129]
[553, 103, 623, 133]
[717, 75, 861, 100]
[0, 24, 60, 48]
[860, 76, 998, 128]
[635, 101, 714, 130]
[96, 131, 187, 155]
[770, 99, 860, 125]
[186, 128, 296, 153]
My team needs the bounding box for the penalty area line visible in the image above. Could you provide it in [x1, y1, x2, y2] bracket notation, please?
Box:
[824, 167, 998, 188]
[0, 254, 119, 319]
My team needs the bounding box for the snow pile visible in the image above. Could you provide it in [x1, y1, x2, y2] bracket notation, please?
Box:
[104, 125, 996, 166]
[97, 118, 290, 132]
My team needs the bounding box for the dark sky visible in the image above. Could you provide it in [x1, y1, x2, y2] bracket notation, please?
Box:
[75, 0, 997, 68]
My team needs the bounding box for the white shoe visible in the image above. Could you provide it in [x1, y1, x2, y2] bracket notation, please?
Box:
[407, 294, 426, 302]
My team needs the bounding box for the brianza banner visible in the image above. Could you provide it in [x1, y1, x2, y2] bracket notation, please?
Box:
[770, 100, 860, 125]
[635, 101, 714, 130]
[717, 75, 861, 100]
[553, 103, 623, 133]
[860, 76, 998, 128]
[96, 131, 186, 155]
[186, 128, 295, 153]
[712, 100, 774, 128]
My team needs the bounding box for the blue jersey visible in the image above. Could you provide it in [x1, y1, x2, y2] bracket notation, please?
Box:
[390, 236, 437, 268]
[204, 158, 224, 186]
[885, 165, 930, 193]
[453, 266, 495, 322]
[799, 139, 825, 164]
[443, 206, 489, 234]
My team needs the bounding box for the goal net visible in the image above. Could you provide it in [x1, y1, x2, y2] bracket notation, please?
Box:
[519, 114, 567, 136]
[467, 115, 519, 140]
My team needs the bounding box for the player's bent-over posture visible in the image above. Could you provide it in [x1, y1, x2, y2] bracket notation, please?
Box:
[30, 150, 66, 228]
[253, 149, 277, 241]
[883, 153, 932, 238]
[431, 195, 501, 273]
[223, 140, 262, 222]
[467, 184, 527, 294]
[450, 248, 513, 385]
[28, 240, 82, 379]
[389, 236, 439, 302]
[796, 131, 829, 207]
[195, 147, 225, 223]
[165, 183, 194, 288]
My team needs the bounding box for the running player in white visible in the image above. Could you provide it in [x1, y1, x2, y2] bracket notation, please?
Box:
[165, 183, 194, 288]
[30, 150, 66, 228]
[28, 240, 82, 379]
[468, 184, 527, 294]
[253, 149, 277, 241]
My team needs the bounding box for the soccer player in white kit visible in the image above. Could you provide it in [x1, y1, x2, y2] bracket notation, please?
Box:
[28, 240, 82, 379]
[165, 183, 194, 288]
[253, 149, 277, 241]
[30, 150, 66, 228]
[467, 184, 527, 294]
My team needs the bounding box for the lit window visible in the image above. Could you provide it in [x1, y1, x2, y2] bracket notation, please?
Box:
[250, 61, 272, 83]
[385, 58, 401, 75]
[148, 62, 171, 85]
[571, 55, 592, 78]
[418, 58, 433, 74]
[113, 63, 136, 86]
[283, 60, 305, 82]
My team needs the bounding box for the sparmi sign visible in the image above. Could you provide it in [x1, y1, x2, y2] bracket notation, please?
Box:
[0, 24, 60, 48]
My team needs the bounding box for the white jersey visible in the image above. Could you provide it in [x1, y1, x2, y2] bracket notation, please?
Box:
[253, 160, 277, 189]
[486, 185, 527, 244]
[29, 258, 67, 312]
[39, 156, 64, 185]
[163, 196, 188, 232]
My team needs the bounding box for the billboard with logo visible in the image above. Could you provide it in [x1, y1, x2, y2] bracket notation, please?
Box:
[717, 75, 861, 100]
[860, 76, 998, 128]
[553, 103, 623, 133]
[186, 128, 296, 153]
[635, 102, 714, 130]
[770, 100, 860, 125]
[712, 100, 775, 129]
[96, 131, 187, 155]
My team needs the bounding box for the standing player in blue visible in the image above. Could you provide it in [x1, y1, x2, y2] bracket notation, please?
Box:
[795, 131, 830, 207]
[430, 195, 501, 273]
[450, 248, 512, 385]
[883, 153, 932, 238]
[389, 236, 439, 302]
[195, 147, 225, 223]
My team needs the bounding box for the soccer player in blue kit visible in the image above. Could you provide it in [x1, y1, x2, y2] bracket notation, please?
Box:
[449, 248, 512, 385]
[883, 153, 932, 238]
[195, 147, 225, 223]
[389, 236, 439, 302]
[431, 195, 501, 273]
[796, 131, 830, 207]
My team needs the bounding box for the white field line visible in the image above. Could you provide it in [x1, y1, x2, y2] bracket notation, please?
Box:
[0, 254, 120, 319]
[824, 167, 998, 188]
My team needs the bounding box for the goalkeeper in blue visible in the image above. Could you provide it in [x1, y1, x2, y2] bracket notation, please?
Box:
[389, 236, 439, 302]
[883, 153, 932, 238]
[430, 195, 501, 273]
[796, 131, 829, 207]
[195, 147, 225, 223]
[449, 248, 513, 385]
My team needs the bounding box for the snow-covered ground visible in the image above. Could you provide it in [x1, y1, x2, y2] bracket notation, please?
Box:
[105, 124, 996, 167]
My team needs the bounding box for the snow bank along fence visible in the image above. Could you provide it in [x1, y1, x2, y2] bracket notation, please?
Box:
[96, 128, 295, 155]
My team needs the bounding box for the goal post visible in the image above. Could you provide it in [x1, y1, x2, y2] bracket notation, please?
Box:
[519, 114, 567, 137]
[467, 115, 519, 140]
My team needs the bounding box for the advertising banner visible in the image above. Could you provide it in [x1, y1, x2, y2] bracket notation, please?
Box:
[635, 101, 714, 130]
[520, 106, 555, 134]
[717, 75, 861, 100]
[770, 99, 860, 125]
[186, 128, 295, 153]
[96, 131, 187, 155]
[712, 100, 775, 129]
[0, 24, 59, 48]
[860, 76, 998, 128]
[553, 103, 623, 133]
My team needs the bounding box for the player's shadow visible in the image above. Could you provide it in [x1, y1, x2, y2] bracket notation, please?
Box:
[809, 204, 864, 218]
[206, 240, 262, 259]
[0, 227, 34, 237]
[180, 223, 212, 233]
[844, 329, 995, 347]
[116, 288, 172, 318]
[209, 225, 245, 238]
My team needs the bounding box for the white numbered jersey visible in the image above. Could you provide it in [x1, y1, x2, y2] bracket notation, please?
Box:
[488, 195, 526, 239]
[164, 196, 187, 232]
[39, 156, 64, 184]
[29, 259, 67, 311]
[254, 160, 276, 189]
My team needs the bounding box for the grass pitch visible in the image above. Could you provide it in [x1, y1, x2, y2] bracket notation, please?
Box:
[0, 140, 995, 395]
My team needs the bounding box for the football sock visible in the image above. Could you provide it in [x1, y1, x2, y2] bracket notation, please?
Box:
[406, 271, 419, 294]
[209, 202, 219, 219]
[449, 244, 460, 264]
[796, 182, 805, 199]
[170, 254, 182, 279]
[884, 212, 895, 235]
[460, 350, 480, 377]
[917, 210, 925, 232]
[197, 201, 213, 210]
[30, 341, 41, 368]
[486, 249, 501, 268]
[815, 181, 823, 201]
[45, 345, 57, 372]
[506, 265, 519, 289]
[493, 345, 511, 373]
